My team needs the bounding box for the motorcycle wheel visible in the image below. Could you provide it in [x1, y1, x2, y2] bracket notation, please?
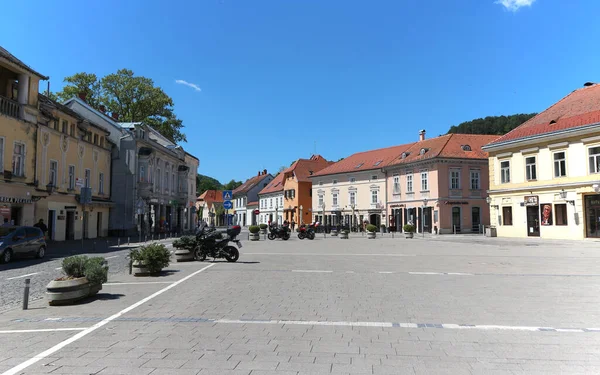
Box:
[307, 232, 315, 240]
[283, 233, 290, 241]
[194, 249, 207, 262]
[268, 233, 275, 240]
[224, 246, 239, 262]
[298, 233, 305, 240]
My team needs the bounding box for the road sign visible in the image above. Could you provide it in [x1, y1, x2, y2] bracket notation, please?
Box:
[223, 201, 233, 210]
[222, 190, 233, 201]
[80, 187, 92, 204]
[75, 178, 84, 188]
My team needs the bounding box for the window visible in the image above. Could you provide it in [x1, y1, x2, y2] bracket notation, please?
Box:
[68, 165, 75, 190]
[525, 156, 537, 181]
[421, 171, 428, 191]
[555, 204, 568, 226]
[332, 179, 337, 184]
[318, 194, 324, 207]
[100, 137, 105, 148]
[349, 191, 356, 205]
[374, 160, 383, 166]
[70, 124, 75, 136]
[99, 172, 104, 194]
[172, 174, 175, 192]
[349, 177, 356, 183]
[589, 147, 600, 174]
[500, 160, 510, 183]
[462, 145, 472, 151]
[393, 175, 400, 194]
[139, 165, 145, 182]
[164, 171, 169, 192]
[0, 137, 4, 172]
[371, 175, 378, 181]
[355, 163, 363, 169]
[269, 198, 273, 208]
[371, 190, 378, 204]
[49, 160, 58, 186]
[62, 120, 68, 134]
[156, 168, 161, 190]
[84, 169, 91, 188]
[12, 142, 25, 177]
[93, 134, 98, 145]
[406, 173, 413, 193]
[553, 152, 566, 177]
[470, 170, 480, 190]
[332, 193, 338, 206]
[502, 206, 513, 225]
[450, 169, 461, 189]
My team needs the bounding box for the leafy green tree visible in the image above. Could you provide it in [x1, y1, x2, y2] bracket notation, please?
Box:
[197, 174, 222, 194]
[56, 72, 102, 108]
[447, 113, 537, 135]
[223, 179, 242, 190]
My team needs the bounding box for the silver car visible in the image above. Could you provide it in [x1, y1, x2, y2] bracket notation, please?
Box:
[0, 226, 47, 263]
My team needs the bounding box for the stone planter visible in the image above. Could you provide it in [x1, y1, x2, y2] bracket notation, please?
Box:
[340, 232, 349, 239]
[46, 278, 100, 306]
[367, 231, 376, 239]
[331, 229, 338, 237]
[249, 233, 260, 241]
[485, 226, 497, 237]
[405, 232, 414, 239]
[260, 229, 267, 235]
[174, 249, 194, 262]
[132, 260, 158, 276]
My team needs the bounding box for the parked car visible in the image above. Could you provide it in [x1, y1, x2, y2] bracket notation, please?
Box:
[0, 226, 47, 263]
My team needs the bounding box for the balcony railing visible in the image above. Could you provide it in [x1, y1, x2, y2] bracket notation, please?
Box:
[0, 95, 19, 119]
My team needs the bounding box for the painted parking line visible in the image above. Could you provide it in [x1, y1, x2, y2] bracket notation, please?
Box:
[408, 271, 473, 276]
[103, 281, 174, 286]
[244, 252, 416, 257]
[0, 328, 87, 334]
[104, 255, 119, 260]
[379, 271, 394, 274]
[292, 270, 333, 273]
[6, 272, 39, 280]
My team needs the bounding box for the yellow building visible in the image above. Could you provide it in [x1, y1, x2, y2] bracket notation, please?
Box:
[483, 83, 600, 239]
[35, 95, 113, 240]
[0, 47, 48, 226]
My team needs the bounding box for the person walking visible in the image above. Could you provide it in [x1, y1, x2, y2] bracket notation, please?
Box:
[291, 220, 296, 232]
[34, 219, 48, 239]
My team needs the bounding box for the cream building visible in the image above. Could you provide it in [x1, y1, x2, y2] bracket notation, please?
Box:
[483, 82, 600, 239]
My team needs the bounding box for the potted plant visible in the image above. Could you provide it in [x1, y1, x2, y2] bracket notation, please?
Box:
[47, 255, 108, 305]
[366, 224, 377, 239]
[249, 225, 260, 241]
[172, 235, 196, 262]
[259, 224, 268, 235]
[403, 224, 415, 239]
[340, 229, 349, 239]
[129, 243, 171, 276]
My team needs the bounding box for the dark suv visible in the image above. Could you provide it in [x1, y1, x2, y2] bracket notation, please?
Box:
[0, 226, 47, 263]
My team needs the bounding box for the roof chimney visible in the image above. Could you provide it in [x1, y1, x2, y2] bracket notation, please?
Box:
[263, 169, 267, 175]
[111, 112, 119, 121]
[258, 171, 261, 176]
[419, 129, 426, 142]
[78, 92, 87, 102]
[584, 82, 595, 87]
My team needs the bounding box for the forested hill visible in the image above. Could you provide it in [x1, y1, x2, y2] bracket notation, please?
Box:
[447, 113, 537, 135]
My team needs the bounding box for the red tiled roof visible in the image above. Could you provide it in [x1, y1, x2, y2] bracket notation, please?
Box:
[488, 84, 600, 146]
[233, 173, 271, 195]
[258, 172, 285, 195]
[197, 190, 223, 203]
[247, 201, 258, 207]
[283, 155, 333, 182]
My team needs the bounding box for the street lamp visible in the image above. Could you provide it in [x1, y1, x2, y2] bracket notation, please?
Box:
[422, 198, 428, 238]
[299, 205, 303, 225]
[350, 203, 355, 232]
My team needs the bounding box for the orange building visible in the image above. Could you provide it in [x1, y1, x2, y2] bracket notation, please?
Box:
[282, 155, 332, 225]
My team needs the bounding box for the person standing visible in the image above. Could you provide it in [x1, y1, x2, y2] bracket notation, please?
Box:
[291, 220, 296, 232]
[34, 219, 48, 238]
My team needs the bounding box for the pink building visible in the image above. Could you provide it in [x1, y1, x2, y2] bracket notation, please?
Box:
[385, 132, 498, 234]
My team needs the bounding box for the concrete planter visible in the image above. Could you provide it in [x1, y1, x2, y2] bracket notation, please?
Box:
[46, 278, 100, 305]
[331, 229, 338, 237]
[367, 231, 376, 239]
[132, 260, 159, 276]
[249, 233, 260, 241]
[340, 232, 349, 239]
[260, 229, 267, 235]
[174, 249, 195, 262]
[485, 226, 497, 237]
[405, 232, 414, 239]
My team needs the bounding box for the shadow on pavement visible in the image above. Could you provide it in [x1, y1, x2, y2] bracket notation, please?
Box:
[0, 255, 65, 272]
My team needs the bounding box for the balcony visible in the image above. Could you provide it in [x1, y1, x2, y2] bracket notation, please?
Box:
[0, 95, 19, 119]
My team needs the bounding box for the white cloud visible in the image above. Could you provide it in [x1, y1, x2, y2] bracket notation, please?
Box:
[175, 79, 202, 92]
[496, 0, 535, 11]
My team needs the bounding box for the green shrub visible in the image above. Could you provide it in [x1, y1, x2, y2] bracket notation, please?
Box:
[61, 255, 108, 285]
[172, 235, 197, 250]
[249, 225, 260, 234]
[366, 224, 377, 233]
[129, 243, 171, 274]
[259, 224, 268, 230]
[62, 256, 87, 278]
[403, 224, 415, 233]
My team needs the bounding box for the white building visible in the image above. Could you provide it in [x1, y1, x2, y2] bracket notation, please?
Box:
[258, 173, 284, 224]
[233, 169, 273, 226]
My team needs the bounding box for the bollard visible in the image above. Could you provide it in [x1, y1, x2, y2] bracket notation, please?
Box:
[118, 238, 121, 248]
[93, 242, 96, 252]
[152, 234, 154, 242]
[127, 237, 130, 246]
[129, 260, 132, 275]
[23, 278, 30, 310]
[145, 235, 148, 243]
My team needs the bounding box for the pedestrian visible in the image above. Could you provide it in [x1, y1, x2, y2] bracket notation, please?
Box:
[34, 219, 48, 234]
[291, 220, 296, 231]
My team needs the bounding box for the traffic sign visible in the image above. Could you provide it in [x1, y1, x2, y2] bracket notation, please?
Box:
[222, 190, 233, 201]
[75, 178, 84, 188]
[223, 200, 233, 210]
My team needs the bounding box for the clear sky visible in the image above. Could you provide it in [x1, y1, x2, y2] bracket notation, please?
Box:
[4, 0, 600, 183]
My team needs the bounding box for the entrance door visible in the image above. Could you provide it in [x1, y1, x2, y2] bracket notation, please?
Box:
[585, 195, 600, 238]
[471, 207, 481, 233]
[452, 207, 461, 233]
[65, 211, 75, 240]
[369, 213, 380, 227]
[10, 206, 21, 225]
[97, 212, 103, 237]
[526, 206, 540, 237]
[47, 210, 56, 241]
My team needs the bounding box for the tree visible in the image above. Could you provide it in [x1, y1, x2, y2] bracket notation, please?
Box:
[55, 69, 186, 143]
[223, 179, 242, 190]
[447, 113, 537, 135]
[197, 174, 222, 194]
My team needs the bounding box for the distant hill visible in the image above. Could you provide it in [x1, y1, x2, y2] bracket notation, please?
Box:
[447, 113, 537, 135]
[196, 174, 243, 195]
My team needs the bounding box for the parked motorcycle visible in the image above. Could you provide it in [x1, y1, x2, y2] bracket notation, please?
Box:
[268, 223, 290, 241]
[298, 224, 316, 240]
[194, 222, 242, 262]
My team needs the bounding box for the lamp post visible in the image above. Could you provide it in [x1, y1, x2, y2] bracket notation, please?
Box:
[351, 203, 355, 232]
[422, 199, 428, 238]
[300, 205, 303, 225]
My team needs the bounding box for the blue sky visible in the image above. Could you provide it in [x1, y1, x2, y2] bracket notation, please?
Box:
[4, 0, 600, 183]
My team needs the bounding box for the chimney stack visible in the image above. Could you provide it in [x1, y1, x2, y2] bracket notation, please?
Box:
[111, 112, 119, 121]
[419, 129, 426, 142]
[263, 169, 267, 175]
[78, 92, 87, 102]
[258, 171, 261, 176]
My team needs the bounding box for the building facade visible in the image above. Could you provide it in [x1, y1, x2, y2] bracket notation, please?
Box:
[233, 170, 273, 227]
[258, 173, 284, 225]
[483, 83, 600, 240]
[196, 190, 222, 226]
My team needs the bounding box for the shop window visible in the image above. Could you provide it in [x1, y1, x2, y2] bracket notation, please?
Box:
[555, 204, 568, 226]
[502, 206, 513, 225]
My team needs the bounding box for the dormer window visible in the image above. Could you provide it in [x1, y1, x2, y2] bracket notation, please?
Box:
[374, 160, 383, 166]
[401, 152, 410, 159]
[355, 163, 364, 169]
[461, 145, 472, 151]
[419, 148, 428, 155]
[309, 170, 313, 175]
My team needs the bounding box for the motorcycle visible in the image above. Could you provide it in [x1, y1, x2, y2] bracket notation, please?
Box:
[297, 224, 316, 240]
[194, 223, 242, 262]
[268, 223, 290, 241]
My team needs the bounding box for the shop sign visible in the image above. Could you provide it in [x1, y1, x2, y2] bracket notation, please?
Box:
[0, 196, 33, 204]
[445, 201, 469, 205]
[57, 215, 66, 220]
[524, 195, 539, 206]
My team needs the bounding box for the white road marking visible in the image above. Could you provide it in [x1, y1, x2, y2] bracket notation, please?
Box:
[379, 271, 393, 274]
[409, 272, 442, 275]
[104, 255, 119, 260]
[103, 282, 174, 286]
[244, 252, 416, 257]
[292, 270, 333, 273]
[447, 272, 473, 276]
[345, 271, 355, 273]
[0, 328, 86, 334]
[6, 272, 39, 280]
[2, 263, 215, 375]
[55, 267, 62, 270]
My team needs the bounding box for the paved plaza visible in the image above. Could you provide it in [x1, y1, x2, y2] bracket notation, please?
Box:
[1, 234, 600, 374]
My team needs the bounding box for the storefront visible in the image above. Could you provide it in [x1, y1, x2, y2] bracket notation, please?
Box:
[0, 183, 37, 226]
[584, 194, 600, 238]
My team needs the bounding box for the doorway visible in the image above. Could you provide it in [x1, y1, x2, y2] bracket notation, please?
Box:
[526, 206, 540, 237]
[65, 211, 75, 240]
[452, 207, 461, 233]
[369, 213, 381, 227]
[585, 195, 600, 238]
[47, 210, 56, 240]
[97, 212, 103, 237]
[471, 207, 481, 233]
[10, 206, 21, 225]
